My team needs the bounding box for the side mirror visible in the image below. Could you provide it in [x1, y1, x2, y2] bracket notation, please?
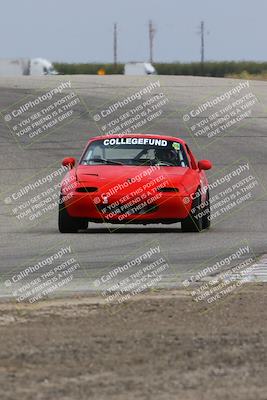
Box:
[62, 157, 76, 169]
[198, 160, 212, 171]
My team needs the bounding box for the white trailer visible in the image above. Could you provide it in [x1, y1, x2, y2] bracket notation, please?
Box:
[124, 62, 157, 75]
[0, 58, 58, 76]
[30, 58, 58, 76]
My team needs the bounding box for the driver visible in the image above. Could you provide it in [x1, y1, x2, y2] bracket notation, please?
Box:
[155, 148, 179, 165]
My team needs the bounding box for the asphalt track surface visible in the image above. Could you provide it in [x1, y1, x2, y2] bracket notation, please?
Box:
[0, 75, 266, 298]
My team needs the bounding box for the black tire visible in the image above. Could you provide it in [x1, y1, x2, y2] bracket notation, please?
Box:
[202, 190, 211, 230]
[181, 190, 203, 233]
[58, 198, 88, 233]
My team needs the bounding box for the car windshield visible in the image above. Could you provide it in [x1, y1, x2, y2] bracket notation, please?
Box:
[80, 137, 189, 167]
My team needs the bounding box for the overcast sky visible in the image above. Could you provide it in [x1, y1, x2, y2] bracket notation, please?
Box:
[0, 0, 266, 63]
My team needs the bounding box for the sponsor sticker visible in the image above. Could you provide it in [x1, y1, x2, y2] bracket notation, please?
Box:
[103, 138, 168, 146]
[172, 142, 180, 150]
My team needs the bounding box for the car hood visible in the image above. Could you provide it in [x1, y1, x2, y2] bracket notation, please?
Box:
[76, 165, 199, 192]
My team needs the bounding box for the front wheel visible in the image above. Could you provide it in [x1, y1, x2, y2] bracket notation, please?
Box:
[58, 199, 88, 233]
[181, 190, 203, 233]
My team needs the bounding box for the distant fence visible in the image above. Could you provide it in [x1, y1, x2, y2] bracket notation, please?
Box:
[54, 61, 267, 77]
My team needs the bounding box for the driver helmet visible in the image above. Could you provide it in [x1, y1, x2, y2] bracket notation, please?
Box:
[155, 148, 178, 163]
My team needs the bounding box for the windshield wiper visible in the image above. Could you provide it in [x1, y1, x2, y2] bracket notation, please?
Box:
[89, 158, 123, 165]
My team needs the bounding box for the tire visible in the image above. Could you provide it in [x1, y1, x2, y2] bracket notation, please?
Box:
[181, 189, 203, 233]
[202, 190, 211, 230]
[58, 198, 88, 233]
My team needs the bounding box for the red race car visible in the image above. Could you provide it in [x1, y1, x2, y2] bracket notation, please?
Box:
[58, 134, 212, 233]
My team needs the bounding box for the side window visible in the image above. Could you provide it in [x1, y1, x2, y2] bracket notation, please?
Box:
[185, 144, 197, 169]
[86, 143, 104, 160]
[179, 147, 189, 167]
[92, 145, 104, 158]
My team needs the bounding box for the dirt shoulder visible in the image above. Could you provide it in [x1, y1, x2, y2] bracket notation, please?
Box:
[0, 284, 266, 400]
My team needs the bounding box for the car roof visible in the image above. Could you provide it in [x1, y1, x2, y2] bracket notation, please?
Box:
[87, 134, 187, 145]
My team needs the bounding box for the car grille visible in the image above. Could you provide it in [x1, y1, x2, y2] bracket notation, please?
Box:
[97, 203, 158, 215]
[76, 187, 98, 192]
[157, 187, 179, 192]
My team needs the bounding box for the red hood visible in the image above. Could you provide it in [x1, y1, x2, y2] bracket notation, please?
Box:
[76, 165, 199, 193]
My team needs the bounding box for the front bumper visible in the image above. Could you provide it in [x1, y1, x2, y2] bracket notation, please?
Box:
[63, 191, 192, 223]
